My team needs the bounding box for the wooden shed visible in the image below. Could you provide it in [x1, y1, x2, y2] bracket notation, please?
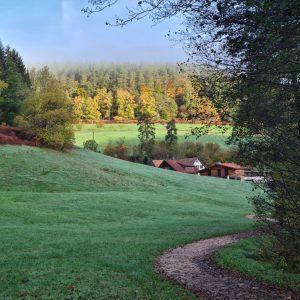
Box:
[199, 162, 244, 178]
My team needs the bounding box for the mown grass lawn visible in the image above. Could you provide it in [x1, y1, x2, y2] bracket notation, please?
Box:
[0, 145, 253, 299]
[74, 123, 231, 149]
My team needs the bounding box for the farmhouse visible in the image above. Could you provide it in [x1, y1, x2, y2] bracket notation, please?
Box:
[199, 162, 268, 181]
[176, 157, 205, 171]
[152, 157, 205, 175]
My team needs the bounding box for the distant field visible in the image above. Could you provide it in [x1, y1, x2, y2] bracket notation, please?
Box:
[0, 145, 253, 299]
[74, 123, 231, 149]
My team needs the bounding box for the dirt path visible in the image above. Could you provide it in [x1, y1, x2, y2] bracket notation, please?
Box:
[156, 230, 298, 300]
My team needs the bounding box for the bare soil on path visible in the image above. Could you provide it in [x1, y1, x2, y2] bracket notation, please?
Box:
[156, 230, 299, 300]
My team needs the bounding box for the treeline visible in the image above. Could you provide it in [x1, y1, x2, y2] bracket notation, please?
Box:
[0, 42, 228, 150]
[53, 64, 221, 122]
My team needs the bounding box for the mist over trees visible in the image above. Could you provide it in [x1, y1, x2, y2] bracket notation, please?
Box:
[53, 64, 224, 122]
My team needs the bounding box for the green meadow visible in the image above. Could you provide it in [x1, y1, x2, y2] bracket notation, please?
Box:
[217, 237, 300, 291]
[0, 145, 253, 299]
[74, 123, 231, 149]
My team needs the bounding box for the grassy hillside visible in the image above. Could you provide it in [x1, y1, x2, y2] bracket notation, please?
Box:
[74, 123, 231, 149]
[0, 145, 254, 299]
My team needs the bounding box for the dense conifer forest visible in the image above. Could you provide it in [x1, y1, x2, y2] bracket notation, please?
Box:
[52, 64, 221, 122]
[0, 42, 225, 126]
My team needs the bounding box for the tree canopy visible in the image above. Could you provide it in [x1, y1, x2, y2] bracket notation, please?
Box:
[54, 63, 222, 122]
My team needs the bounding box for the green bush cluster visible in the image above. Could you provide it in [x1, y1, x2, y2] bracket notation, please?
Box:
[83, 139, 99, 152]
[17, 67, 74, 150]
[103, 138, 128, 160]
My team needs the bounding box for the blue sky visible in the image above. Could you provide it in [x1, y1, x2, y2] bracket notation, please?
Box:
[0, 0, 187, 66]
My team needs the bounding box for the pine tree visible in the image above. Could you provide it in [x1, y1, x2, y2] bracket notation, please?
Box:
[116, 66, 127, 89]
[6, 47, 31, 87]
[137, 86, 156, 160]
[0, 43, 30, 125]
[0, 42, 5, 80]
[137, 113, 156, 162]
[165, 119, 178, 156]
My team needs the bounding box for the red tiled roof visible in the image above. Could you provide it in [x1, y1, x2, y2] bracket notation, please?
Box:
[165, 160, 186, 172]
[152, 160, 164, 168]
[184, 168, 199, 174]
[152, 158, 200, 175]
[176, 158, 198, 167]
[220, 162, 243, 169]
[199, 162, 244, 173]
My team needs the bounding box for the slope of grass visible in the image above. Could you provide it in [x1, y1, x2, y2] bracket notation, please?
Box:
[216, 237, 300, 291]
[74, 123, 231, 149]
[0, 145, 253, 299]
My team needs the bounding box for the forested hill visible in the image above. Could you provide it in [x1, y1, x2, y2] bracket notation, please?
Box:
[53, 63, 182, 96]
[48, 63, 221, 122]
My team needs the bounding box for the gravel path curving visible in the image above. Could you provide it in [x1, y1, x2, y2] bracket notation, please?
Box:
[156, 230, 299, 300]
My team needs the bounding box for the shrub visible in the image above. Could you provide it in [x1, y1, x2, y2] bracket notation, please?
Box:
[16, 67, 74, 150]
[83, 139, 99, 152]
[103, 138, 128, 160]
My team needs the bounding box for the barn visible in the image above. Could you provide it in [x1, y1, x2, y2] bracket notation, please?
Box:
[199, 162, 243, 178]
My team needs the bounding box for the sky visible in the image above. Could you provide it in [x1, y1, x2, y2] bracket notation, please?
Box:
[0, 0, 187, 67]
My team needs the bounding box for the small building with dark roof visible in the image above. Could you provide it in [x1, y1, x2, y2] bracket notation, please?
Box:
[152, 157, 205, 175]
[199, 162, 244, 178]
[199, 162, 267, 181]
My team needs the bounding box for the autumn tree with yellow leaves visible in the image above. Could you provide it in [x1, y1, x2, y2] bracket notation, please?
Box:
[115, 88, 136, 121]
[138, 85, 157, 119]
[94, 88, 113, 120]
[75, 87, 100, 121]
